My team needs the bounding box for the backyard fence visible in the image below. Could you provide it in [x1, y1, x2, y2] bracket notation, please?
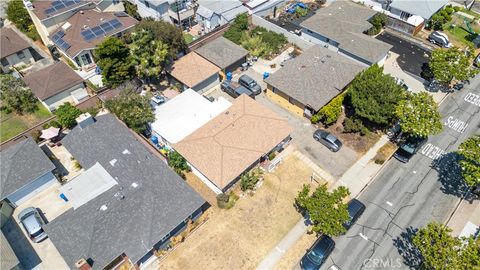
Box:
[251, 15, 314, 50]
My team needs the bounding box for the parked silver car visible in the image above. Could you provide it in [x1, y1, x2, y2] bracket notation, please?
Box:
[313, 129, 342, 152]
[18, 207, 48, 243]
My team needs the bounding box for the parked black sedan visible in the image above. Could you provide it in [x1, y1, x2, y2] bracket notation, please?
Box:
[313, 129, 342, 152]
[343, 199, 366, 230]
[300, 235, 335, 270]
[393, 136, 427, 163]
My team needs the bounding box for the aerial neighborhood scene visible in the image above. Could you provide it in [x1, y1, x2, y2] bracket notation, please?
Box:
[1, 0, 480, 269]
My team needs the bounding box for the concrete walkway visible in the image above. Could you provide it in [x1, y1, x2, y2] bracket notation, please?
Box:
[447, 196, 480, 237]
[256, 136, 392, 269]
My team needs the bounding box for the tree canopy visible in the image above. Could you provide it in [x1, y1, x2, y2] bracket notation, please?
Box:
[105, 84, 154, 132]
[457, 135, 480, 187]
[0, 74, 38, 114]
[429, 47, 477, 85]
[94, 37, 135, 87]
[224, 13, 249, 44]
[348, 65, 405, 126]
[135, 20, 186, 55]
[6, 0, 32, 32]
[295, 184, 350, 236]
[167, 150, 191, 179]
[412, 222, 480, 269]
[395, 92, 442, 137]
[129, 29, 169, 81]
[54, 103, 82, 128]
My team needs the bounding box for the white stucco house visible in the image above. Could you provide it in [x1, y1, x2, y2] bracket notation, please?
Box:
[196, 0, 248, 33]
[0, 28, 36, 73]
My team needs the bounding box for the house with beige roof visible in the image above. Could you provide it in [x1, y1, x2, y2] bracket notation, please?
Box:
[23, 61, 87, 111]
[168, 52, 221, 93]
[174, 95, 292, 194]
[0, 28, 36, 73]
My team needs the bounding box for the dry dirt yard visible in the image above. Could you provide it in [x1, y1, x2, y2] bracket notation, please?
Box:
[159, 155, 319, 270]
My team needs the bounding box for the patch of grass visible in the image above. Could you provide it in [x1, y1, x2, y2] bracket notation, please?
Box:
[456, 8, 480, 19]
[373, 141, 398, 164]
[183, 33, 195, 44]
[444, 23, 477, 46]
[0, 102, 51, 142]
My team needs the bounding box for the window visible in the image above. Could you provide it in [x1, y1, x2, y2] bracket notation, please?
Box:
[1, 58, 9, 66]
[161, 233, 171, 242]
[17, 51, 25, 59]
[80, 53, 92, 65]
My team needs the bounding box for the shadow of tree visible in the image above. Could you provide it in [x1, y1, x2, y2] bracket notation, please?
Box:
[430, 152, 475, 201]
[392, 226, 422, 269]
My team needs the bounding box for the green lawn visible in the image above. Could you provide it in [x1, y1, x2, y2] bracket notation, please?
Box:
[184, 33, 195, 44]
[443, 13, 480, 47]
[0, 103, 52, 143]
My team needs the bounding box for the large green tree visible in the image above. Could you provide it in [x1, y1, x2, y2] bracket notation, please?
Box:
[54, 103, 82, 128]
[129, 29, 169, 81]
[105, 85, 154, 132]
[412, 222, 480, 269]
[348, 65, 405, 126]
[135, 20, 186, 55]
[457, 135, 480, 188]
[124, 1, 141, 21]
[295, 184, 350, 236]
[95, 37, 135, 87]
[429, 47, 477, 85]
[395, 92, 442, 137]
[0, 74, 38, 114]
[6, 0, 32, 32]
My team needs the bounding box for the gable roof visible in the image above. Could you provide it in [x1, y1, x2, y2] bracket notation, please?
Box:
[151, 89, 232, 144]
[300, 1, 392, 64]
[197, 0, 248, 21]
[0, 137, 55, 200]
[169, 52, 220, 88]
[23, 61, 84, 100]
[45, 114, 205, 269]
[265, 45, 366, 111]
[195, 37, 248, 69]
[174, 95, 292, 190]
[389, 0, 448, 19]
[50, 9, 138, 58]
[0, 28, 30, 59]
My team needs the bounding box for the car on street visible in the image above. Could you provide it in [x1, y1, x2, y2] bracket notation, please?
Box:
[300, 235, 335, 270]
[428, 31, 453, 48]
[343, 199, 366, 230]
[18, 207, 48, 243]
[313, 129, 342, 152]
[393, 136, 428, 163]
[238, 74, 262, 95]
[220, 80, 254, 98]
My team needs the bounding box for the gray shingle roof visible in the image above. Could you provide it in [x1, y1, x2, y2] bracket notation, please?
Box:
[197, 0, 248, 21]
[0, 138, 55, 200]
[265, 45, 366, 111]
[44, 114, 205, 269]
[195, 37, 248, 69]
[300, 1, 392, 64]
[389, 0, 448, 19]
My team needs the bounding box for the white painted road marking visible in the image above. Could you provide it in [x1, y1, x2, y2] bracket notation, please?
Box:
[464, 92, 480, 107]
[386, 201, 393, 206]
[412, 171, 416, 174]
[359, 233, 368, 241]
[444, 116, 468, 133]
[421, 143, 445, 160]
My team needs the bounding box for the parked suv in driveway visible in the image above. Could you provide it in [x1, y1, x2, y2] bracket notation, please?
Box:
[393, 136, 427, 163]
[220, 80, 254, 98]
[313, 129, 342, 152]
[18, 207, 48, 243]
[238, 74, 261, 95]
[300, 235, 335, 270]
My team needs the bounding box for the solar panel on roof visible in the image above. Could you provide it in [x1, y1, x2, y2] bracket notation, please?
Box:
[45, 8, 56, 15]
[52, 0, 61, 5]
[92, 26, 104, 36]
[56, 30, 65, 38]
[59, 42, 71, 51]
[100, 22, 114, 32]
[64, 0, 75, 7]
[53, 3, 66, 10]
[114, 12, 128, 17]
[110, 19, 122, 29]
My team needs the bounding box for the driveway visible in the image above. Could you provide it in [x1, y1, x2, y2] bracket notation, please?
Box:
[375, 31, 431, 77]
[5, 182, 71, 270]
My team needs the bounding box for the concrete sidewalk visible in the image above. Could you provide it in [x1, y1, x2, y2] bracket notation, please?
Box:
[447, 197, 480, 237]
[256, 136, 392, 269]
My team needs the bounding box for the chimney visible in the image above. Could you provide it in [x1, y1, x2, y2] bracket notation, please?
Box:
[76, 113, 95, 129]
[75, 258, 91, 270]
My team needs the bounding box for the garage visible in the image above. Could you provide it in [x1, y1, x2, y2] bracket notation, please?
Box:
[1, 138, 56, 208]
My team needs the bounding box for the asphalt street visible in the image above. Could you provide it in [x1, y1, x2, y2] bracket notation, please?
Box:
[320, 75, 480, 270]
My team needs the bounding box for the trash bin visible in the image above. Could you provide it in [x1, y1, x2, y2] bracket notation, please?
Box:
[226, 72, 233, 81]
[263, 72, 270, 80]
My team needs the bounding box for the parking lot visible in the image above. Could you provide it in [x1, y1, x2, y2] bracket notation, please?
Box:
[376, 31, 431, 77]
[2, 183, 70, 269]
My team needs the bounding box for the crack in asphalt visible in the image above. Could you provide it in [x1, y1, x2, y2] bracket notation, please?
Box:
[387, 176, 402, 193]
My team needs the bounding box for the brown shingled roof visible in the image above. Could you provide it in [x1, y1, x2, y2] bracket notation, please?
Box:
[23, 61, 84, 100]
[169, 52, 220, 88]
[51, 9, 138, 58]
[31, 1, 93, 21]
[0, 28, 30, 59]
[174, 95, 292, 190]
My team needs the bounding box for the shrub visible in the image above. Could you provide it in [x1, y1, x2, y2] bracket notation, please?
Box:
[216, 192, 238, 209]
[54, 103, 82, 129]
[31, 129, 42, 143]
[168, 151, 191, 179]
[224, 13, 249, 44]
[315, 93, 345, 126]
[251, 26, 287, 55]
[268, 151, 276, 161]
[343, 117, 368, 135]
[310, 114, 321, 124]
[240, 171, 260, 191]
